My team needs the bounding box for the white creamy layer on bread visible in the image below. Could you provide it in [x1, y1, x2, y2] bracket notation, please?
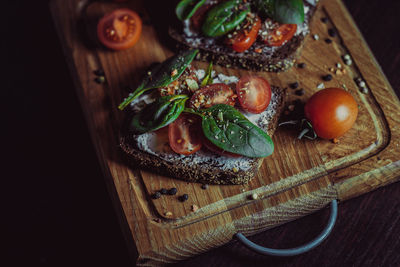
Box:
[130, 70, 280, 172]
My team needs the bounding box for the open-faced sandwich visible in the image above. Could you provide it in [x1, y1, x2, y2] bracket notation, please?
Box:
[118, 49, 286, 184]
[169, 0, 319, 72]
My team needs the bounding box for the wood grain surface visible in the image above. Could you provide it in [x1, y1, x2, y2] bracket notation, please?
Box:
[3, 0, 400, 266]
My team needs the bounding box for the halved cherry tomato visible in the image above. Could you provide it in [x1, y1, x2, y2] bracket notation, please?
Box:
[263, 24, 297, 47]
[168, 113, 202, 155]
[227, 15, 261, 52]
[236, 76, 271, 114]
[202, 135, 241, 158]
[304, 88, 358, 139]
[191, 4, 213, 31]
[189, 83, 236, 109]
[97, 8, 142, 50]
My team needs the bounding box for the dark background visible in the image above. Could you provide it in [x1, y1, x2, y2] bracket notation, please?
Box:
[3, 0, 400, 266]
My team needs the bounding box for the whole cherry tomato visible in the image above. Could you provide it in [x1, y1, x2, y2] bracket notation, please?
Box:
[304, 88, 358, 139]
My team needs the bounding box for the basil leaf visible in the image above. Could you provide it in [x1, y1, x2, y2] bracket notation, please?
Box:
[200, 62, 213, 87]
[274, 0, 304, 24]
[201, 0, 250, 37]
[129, 95, 188, 134]
[176, 0, 206, 21]
[118, 49, 198, 110]
[252, 0, 275, 18]
[201, 104, 274, 157]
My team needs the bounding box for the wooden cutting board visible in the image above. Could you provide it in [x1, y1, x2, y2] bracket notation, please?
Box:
[50, 0, 400, 265]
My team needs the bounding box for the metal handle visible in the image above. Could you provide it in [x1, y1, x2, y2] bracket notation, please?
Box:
[235, 199, 338, 257]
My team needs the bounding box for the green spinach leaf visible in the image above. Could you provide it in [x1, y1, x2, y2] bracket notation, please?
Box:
[200, 104, 274, 157]
[129, 95, 188, 134]
[201, 0, 250, 37]
[176, 0, 206, 21]
[118, 49, 198, 110]
[274, 0, 304, 24]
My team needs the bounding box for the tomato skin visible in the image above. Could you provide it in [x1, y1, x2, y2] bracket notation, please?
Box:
[189, 83, 236, 109]
[304, 88, 358, 139]
[227, 15, 261, 53]
[236, 76, 271, 114]
[168, 113, 202, 155]
[97, 8, 142, 50]
[263, 24, 297, 47]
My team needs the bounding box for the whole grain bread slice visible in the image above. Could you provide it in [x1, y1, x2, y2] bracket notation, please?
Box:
[120, 86, 286, 185]
[168, 1, 318, 72]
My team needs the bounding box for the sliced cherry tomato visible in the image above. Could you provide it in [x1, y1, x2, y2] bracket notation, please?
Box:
[191, 4, 213, 31]
[236, 76, 271, 114]
[263, 24, 297, 47]
[304, 88, 358, 139]
[226, 15, 261, 52]
[97, 8, 142, 50]
[189, 83, 236, 109]
[168, 113, 202, 155]
[202, 135, 241, 158]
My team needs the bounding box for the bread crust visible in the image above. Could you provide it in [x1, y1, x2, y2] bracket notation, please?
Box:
[119, 86, 286, 185]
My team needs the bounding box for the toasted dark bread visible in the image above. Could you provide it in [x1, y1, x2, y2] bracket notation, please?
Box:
[169, 1, 318, 72]
[120, 85, 286, 185]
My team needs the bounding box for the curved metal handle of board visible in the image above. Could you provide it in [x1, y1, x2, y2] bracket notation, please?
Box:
[235, 199, 338, 257]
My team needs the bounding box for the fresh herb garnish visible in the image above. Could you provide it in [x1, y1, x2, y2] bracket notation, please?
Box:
[176, 0, 206, 21]
[201, 0, 250, 37]
[129, 95, 188, 134]
[118, 49, 198, 110]
[252, 0, 304, 24]
[200, 62, 213, 87]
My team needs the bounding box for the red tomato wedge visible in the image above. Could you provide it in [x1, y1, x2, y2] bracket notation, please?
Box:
[227, 15, 261, 52]
[168, 113, 202, 155]
[263, 24, 297, 47]
[97, 8, 142, 50]
[189, 83, 236, 109]
[202, 135, 241, 158]
[236, 76, 271, 114]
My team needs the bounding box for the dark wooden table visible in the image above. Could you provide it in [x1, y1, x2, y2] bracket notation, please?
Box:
[3, 0, 400, 266]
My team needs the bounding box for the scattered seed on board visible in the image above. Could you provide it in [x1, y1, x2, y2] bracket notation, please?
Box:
[325, 38, 332, 44]
[94, 76, 105, 84]
[297, 62, 306, 69]
[179, 194, 189, 202]
[295, 89, 305, 96]
[191, 204, 199, 212]
[164, 211, 173, 217]
[250, 193, 258, 200]
[313, 34, 319, 40]
[328, 28, 336, 37]
[290, 82, 299, 89]
[201, 184, 209, 190]
[152, 192, 161, 199]
[160, 188, 168, 195]
[321, 17, 328, 23]
[168, 188, 177, 195]
[317, 83, 325, 89]
[93, 69, 105, 76]
[322, 74, 333, 81]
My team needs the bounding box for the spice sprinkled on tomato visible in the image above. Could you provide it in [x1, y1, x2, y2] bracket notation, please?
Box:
[97, 8, 142, 50]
